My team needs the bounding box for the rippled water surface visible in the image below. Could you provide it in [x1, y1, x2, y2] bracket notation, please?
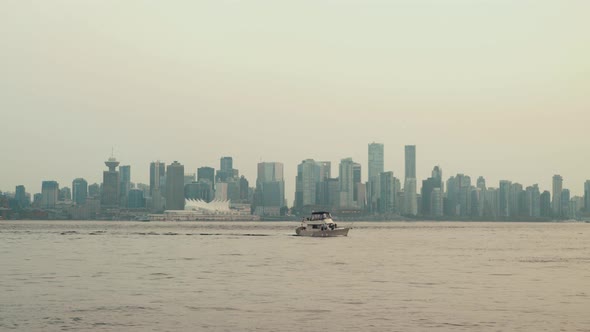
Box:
[1, 221, 589, 331]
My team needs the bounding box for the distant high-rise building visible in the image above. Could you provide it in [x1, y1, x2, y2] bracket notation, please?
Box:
[220, 157, 233, 172]
[216, 157, 236, 182]
[166, 161, 185, 210]
[185, 181, 214, 202]
[101, 157, 120, 208]
[59, 187, 71, 201]
[149, 161, 166, 196]
[403, 178, 418, 216]
[431, 188, 444, 217]
[561, 189, 571, 219]
[15, 185, 29, 208]
[41, 181, 59, 209]
[339, 158, 356, 209]
[294, 159, 324, 211]
[72, 178, 88, 205]
[540, 191, 551, 218]
[149, 161, 166, 212]
[127, 189, 145, 209]
[353, 162, 361, 202]
[525, 185, 541, 218]
[476, 176, 486, 191]
[552, 175, 563, 217]
[499, 180, 512, 218]
[119, 165, 131, 207]
[368, 143, 384, 213]
[510, 183, 523, 217]
[255, 162, 285, 216]
[88, 183, 100, 198]
[585, 180, 590, 212]
[197, 167, 215, 185]
[379, 171, 395, 214]
[482, 188, 499, 219]
[404, 145, 417, 216]
[405, 145, 416, 180]
[421, 166, 443, 216]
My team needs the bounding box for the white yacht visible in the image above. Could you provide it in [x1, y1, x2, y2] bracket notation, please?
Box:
[295, 212, 350, 237]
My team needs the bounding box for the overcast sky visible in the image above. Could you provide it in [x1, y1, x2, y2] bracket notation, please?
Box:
[1, 0, 589, 202]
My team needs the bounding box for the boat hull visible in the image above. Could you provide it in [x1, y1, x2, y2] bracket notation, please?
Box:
[295, 227, 350, 237]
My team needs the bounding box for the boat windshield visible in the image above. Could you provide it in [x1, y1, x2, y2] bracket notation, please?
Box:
[310, 212, 331, 220]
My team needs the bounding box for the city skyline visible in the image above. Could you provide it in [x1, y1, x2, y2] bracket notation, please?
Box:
[2, 143, 588, 208]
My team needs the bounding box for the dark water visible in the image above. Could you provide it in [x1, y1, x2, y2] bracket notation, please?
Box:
[1, 221, 589, 331]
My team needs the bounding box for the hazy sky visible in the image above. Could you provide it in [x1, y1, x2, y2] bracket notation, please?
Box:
[1, 0, 589, 202]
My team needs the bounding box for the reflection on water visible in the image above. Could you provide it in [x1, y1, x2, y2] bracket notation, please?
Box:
[1, 221, 589, 331]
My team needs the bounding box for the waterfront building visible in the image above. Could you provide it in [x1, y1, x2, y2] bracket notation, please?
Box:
[197, 167, 215, 186]
[405, 145, 416, 180]
[216, 157, 236, 182]
[482, 188, 499, 218]
[294, 159, 321, 211]
[477, 176, 486, 191]
[339, 158, 355, 209]
[119, 165, 131, 207]
[184, 181, 214, 202]
[149, 161, 166, 196]
[88, 183, 100, 198]
[72, 178, 88, 205]
[510, 183, 524, 217]
[421, 166, 443, 217]
[540, 191, 551, 218]
[166, 161, 185, 210]
[561, 189, 571, 219]
[101, 157, 120, 208]
[431, 187, 444, 217]
[215, 182, 228, 201]
[149, 161, 166, 212]
[41, 181, 59, 209]
[446, 174, 471, 217]
[255, 162, 285, 216]
[128, 189, 145, 209]
[403, 178, 418, 216]
[525, 185, 541, 218]
[499, 180, 512, 218]
[15, 185, 29, 208]
[379, 171, 395, 214]
[552, 175, 563, 217]
[368, 143, 384, 213]
[59, 187, 71, 201]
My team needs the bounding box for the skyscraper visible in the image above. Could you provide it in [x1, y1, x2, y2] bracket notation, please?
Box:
[552, 175, 563, 217]
[72, 178, 88, 205]
[149, 161, 166, 196]
[255, 162, 285, 216]
[339, 158, 355, 208]
[197, 167, 215, 185]
[119, 165, 131, 207]
[379, 171, 395, 214]
[166, 161, 185, 210]
[295, 159, 322, 211]
[405, 145, 416, 180]
[540, 191, 551, 218]
[15, 185, 29, 208]
[421, 166, 443, 216]
[368, 143, 384, 213]
[149, 161, 166, 212]
[499, 180, 512, 218]
[41, 181, 59, 209]
[368, 143, 384, 181]
[561, 189, 571, 219]
[216, 157, 235, 182]
[101, 157, 120, 208]
[404, 145, 417, 216]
